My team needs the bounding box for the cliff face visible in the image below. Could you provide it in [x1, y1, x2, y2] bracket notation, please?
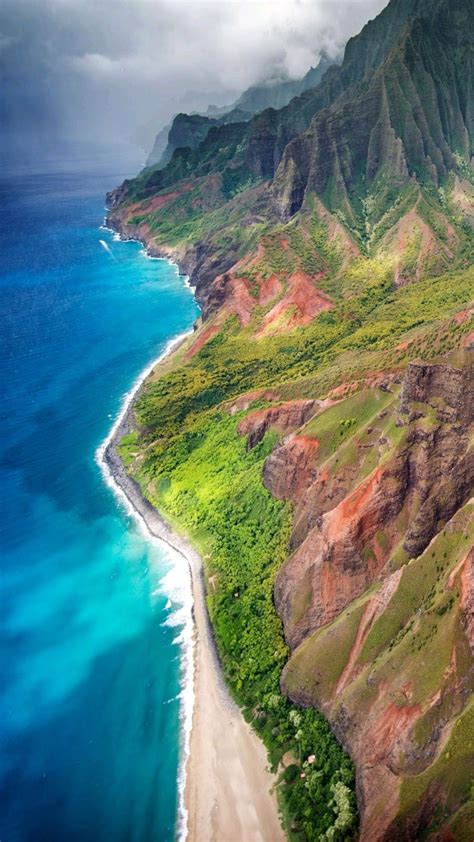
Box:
[268, 359, 473, 839]
[274, 0, 473, 221]
[106, 0, 474, 838]
[114, 0, 472, 220]
[107, 0, 473, 336]
[145, 55, 339, 171]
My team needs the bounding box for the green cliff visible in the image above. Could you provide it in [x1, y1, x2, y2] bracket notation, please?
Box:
[107, 0, 474, 838]
[146, 54, 339, 170]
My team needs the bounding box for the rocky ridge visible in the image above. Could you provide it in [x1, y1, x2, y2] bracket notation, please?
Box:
[106, 0, 474, 837]
[260, 359, 473, 839]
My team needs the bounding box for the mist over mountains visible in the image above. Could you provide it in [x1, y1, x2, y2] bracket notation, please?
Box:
[0, 0, 387, 170]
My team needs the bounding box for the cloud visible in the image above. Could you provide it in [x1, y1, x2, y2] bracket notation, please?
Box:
[0, 0, 388, 164]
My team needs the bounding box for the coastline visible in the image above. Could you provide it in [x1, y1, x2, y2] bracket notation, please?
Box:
[96, 249, 284, 841]
[96, 328, 197, 840]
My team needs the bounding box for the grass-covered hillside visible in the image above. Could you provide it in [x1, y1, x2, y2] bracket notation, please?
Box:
[107, 0, 473, 837]
[117, 256, 473, 840]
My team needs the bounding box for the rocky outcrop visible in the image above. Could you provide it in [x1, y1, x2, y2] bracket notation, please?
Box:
[263, 435, 321, 500]
[460, 547, 474, 651]
[281, 497, 474, 840]
[399, 360, 473, 421]
[274, 0, 473, 219]
[403, 440, 473, 559]
[273, 361, 473, 648]
[270, 357, 473, 839]
[238, 400, 318, 449]
[146, 54, 339, 171]
[275, 456, 408, 649]
[107, 0, 472, 336]
[112, 0, 473, 236]
[258, 271, 332, 334]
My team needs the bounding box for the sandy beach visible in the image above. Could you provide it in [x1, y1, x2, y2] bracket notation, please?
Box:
[184, 537, 285, 842]
[100, 342, 284, 842]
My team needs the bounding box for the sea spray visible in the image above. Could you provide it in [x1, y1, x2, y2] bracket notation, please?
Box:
[99, 238, 117, 260]
[95, 331, 196, 842]
[96, 326, 198, 842]
[96, 221, 200, 841]
[100, 220, 194, 289]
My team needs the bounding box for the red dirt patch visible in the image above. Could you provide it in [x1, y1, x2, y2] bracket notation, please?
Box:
[464, 330, 474, 349]
[263, 434, 320, 499]
[330, 466, 384, 532]
[238, 401, 318, 448]
[369, 702, 422, 763]
[145, 190, 182, 212]
[259, 270, 332, 336]
[186, 323, 220, 360]
[223, 275, 255, 326]
[228, 389, 280, 415]
[460, 548, 474, 651]
[454, 307, 473, 325]
[395, 339, 411, 352]
[258, 273, 282, 307]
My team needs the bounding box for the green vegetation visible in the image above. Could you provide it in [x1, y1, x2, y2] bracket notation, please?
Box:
[122, 253, 472, 839]
[134, 413, 357, 840]
[302, 389, 395, 460]
[398, 700, 474, 839]
[107, 3, 474, 836]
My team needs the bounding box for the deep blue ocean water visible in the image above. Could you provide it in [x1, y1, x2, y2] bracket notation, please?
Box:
[0, 164, 199, 841]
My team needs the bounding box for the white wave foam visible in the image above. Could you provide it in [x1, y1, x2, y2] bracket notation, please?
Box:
[163, 693, 180, 705]
[162, 605, 188, 629]
[100, 218, 199, 305]
[95, 236, 197, 842]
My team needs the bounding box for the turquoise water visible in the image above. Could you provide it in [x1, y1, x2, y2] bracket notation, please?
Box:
[0, 166, 199, 841]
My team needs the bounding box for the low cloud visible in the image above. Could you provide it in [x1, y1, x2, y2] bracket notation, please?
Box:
[0, 0, 388, 165]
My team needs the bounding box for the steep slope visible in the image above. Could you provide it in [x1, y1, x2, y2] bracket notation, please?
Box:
[146, 55, 339, 169]
[106, 0, 474, 838]
[276, 358, 473, 839]
[232, 54, 337, 115]
[108, 0, 472, 313]
[274, 0, 473, 223]
[153, 107, 252, 171]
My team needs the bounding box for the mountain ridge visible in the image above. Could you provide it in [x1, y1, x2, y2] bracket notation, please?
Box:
[146, 53, 339, 169]
[106, 0, 474, 837]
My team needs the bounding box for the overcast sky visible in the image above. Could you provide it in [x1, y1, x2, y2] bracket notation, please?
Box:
[0, 0, 388, 168]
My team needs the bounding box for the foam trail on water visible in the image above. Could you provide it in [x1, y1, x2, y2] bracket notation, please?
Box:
[99, 238, 117, 260]
[96, 229, 197, 842]
[100, 220, 198, 298]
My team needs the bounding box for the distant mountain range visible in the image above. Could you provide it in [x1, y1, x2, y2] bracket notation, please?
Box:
[146, 53, 338, 168]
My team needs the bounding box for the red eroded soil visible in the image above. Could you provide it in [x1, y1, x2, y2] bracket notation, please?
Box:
[460, 548, 474, 650]
[186, 324, 220, 360]
[228, 389, 280, 415]
[369, 702, 422, 762]
[224, 276, 255, 326]
[258, 273, 282, 307]
[327, 466, 384, 538]
[454, 307, 473, 325]
[144, 190, 183, 212]
[259, 271, 332, 335]
[464, 330, 474, 349]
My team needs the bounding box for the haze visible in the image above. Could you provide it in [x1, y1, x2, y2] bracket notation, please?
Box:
[0, 0, 388, 170]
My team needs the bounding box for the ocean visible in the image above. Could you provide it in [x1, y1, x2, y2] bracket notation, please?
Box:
[0, 162, 199, 841]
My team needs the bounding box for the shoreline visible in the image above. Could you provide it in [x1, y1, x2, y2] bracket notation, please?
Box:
[96, 328, 197, 841]
[96, 237, 284, 841]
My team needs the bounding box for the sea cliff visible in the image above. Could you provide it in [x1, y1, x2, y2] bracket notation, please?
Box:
[99, 333, 284, 842]
[105, 0, 473, 837]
